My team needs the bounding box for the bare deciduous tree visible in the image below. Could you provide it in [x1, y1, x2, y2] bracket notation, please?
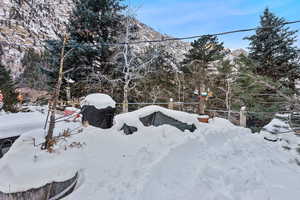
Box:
[116, 17, 160, 112]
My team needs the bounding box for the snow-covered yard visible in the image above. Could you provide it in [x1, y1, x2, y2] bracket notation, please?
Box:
[0, 107, 46, 139]
[0, 106, 300, 200]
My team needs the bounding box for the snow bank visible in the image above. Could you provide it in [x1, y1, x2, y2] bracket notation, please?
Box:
[260, 113, 300, 158]
[0, 107, 300, 200]
[80, 93, 116, 109]
[0, 110, 46, 139]
[262, 114, 291, 134]
[0, 121, 82, 193]
[0, 110, 5, 116]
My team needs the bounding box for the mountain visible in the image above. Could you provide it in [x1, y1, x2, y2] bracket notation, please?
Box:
[0, 0, 191, 80]
[0, 0, 247, 84]
[132, 20, 191, 61]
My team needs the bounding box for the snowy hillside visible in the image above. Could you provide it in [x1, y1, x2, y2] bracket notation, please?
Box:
[0, 106, 300, 200]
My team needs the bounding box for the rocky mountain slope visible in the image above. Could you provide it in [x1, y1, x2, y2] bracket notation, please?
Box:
[133, 21, 191, 61]
[0, 0, 73, 78]
[0, 0, 191, 80]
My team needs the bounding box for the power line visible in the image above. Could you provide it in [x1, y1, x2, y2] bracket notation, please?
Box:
[127, 20, 300, 44]
[0, 19, 300, 48]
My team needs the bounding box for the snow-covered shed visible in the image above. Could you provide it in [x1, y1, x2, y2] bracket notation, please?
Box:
[80, 93, 116, 129]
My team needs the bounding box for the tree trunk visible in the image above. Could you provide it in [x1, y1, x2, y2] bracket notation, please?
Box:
[226, 80, 231, 119]
[123, 83, 129, 113]
[122, 21, 130, 113]
[43, 35, 67, 150]
[199, 84, 205, 114]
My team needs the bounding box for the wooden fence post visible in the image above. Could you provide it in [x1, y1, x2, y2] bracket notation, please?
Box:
[240, 106, 247, 127]
[168, 98, 174, 110]
[123, 100, 128, 113]
[66, 86, 71, 104]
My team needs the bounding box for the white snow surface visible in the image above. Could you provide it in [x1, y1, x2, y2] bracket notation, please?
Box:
[0, 106, 300, 200]
[262, 114, 291, 134]
[260, 114, 300, 159]
[80, 93, 116, 109]
[0, 107, 47, 139]
[65, 107, 80, 112]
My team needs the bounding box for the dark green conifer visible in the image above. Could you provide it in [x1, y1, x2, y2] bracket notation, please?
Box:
[0, 65, 17, 112]
[46, 0, 126, 97]
[245, 8, 299, 90]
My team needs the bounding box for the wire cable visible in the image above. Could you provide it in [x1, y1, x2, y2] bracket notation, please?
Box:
[0, 20, 300, 47]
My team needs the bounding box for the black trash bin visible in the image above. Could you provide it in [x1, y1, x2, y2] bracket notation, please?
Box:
[81, 105, 115, 129]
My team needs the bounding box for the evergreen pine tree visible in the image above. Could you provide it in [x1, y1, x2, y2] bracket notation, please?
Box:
[245, 8, 299, 90]
[181, 35, 225, 105]
[0, 65, 17, 112]
[241, 8, 299, 130]
[46, 0, 126, 97]
[232, 55, 287, 131]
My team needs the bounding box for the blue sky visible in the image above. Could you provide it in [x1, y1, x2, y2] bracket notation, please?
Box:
[124, 0, 300, 49]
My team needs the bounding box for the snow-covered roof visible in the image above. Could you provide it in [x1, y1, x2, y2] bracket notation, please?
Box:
[80, 93, 116, 109]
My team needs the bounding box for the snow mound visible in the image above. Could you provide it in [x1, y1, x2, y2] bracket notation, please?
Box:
[260, 114, 300, 157]
[80, 93, 116, 109]
[262, 114, 291, 134]
[114, 105, 201, 130]
[0, 122, 81, 193]
[0, 110, 46, 139]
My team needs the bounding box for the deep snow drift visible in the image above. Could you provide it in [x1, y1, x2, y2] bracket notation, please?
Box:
[0, 106, 300, 200]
